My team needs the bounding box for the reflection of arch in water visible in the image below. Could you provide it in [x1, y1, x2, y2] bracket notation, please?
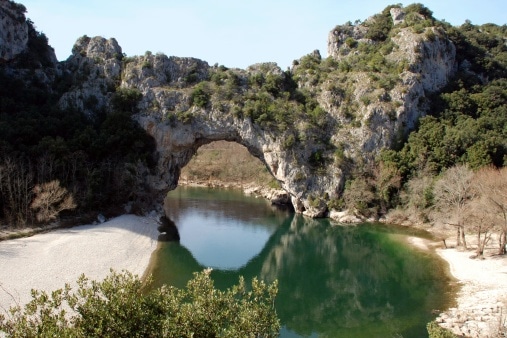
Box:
[157, 216, 180, 242]
[162, 186, 289, 270]
[163, 186, 288, 230]
[147, 212, 294, 290]
[148, 213, 452, 337]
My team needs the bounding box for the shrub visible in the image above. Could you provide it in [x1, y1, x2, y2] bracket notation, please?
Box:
[426, 321, 457, 338]
[111, 87, 142, 113]
[282, 133, 296, 149]
[365, 12, 393, 42]
[345, 37, 358, 48]
[309, 150, 325, 168]
[0, 269, 280, 338]
[190, 82, 211, 108]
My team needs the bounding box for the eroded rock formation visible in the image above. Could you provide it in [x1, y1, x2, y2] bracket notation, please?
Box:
[1, 2, 459, 218]
[0, 0, 28, 61]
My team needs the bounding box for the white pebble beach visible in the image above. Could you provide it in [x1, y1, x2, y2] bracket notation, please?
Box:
[436, 248, 507, 337]
[0, 214, 159, 313]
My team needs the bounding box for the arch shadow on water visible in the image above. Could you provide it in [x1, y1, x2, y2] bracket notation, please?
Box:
[146, 187, 453, 338]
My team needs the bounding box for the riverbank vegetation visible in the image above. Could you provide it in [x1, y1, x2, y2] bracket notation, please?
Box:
[0, 269, 280, 337]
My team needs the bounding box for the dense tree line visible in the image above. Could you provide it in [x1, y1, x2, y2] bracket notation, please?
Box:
[0, 64, 155, 227]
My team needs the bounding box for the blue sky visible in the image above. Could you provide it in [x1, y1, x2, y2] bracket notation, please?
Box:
[20, 0, 507, 69]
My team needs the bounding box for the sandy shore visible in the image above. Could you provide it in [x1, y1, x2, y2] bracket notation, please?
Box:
[0, 214, 159, 314]
[406, 236, 507, 337]
[435, 248, 507, 337]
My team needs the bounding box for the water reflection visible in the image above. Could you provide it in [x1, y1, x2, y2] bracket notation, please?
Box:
[162, 187, 284, 270]
[157, 216, 180, 242]
[147, 187, 451, 338]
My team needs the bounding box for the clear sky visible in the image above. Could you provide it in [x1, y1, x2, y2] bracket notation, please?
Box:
[19, 0, 507, 69]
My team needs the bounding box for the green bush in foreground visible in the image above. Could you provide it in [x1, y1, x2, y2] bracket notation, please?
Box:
[427, 321, 458, 338]
[0, 269, 280, 338]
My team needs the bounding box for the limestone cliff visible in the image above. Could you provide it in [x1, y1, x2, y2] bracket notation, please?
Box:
[118, 5, 454, 218]
[0, 1, 57, 66]
[58, 36, 123, 116]
[1, 2, 459, 219]
[0, 0, 58, 91]
[0, 0, 27, 61]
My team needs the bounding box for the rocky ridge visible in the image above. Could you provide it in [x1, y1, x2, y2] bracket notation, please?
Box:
[1, 2, 458, 219]
[0, 0, 27, 61]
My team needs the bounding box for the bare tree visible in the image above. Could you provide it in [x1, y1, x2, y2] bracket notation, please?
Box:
[465, 201, 494, 257]
[30, 180, 76, 223]
[0, 158, 34, 227]
[433, 164, 475, 249]
[473, 166, 507, 255]
[400, 171, 435, 223]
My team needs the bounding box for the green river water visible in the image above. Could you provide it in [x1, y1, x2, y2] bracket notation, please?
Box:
[146, 186, 453, 338]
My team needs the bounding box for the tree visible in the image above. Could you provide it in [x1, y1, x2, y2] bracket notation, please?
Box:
[372, 161, 402, 215]
[473, 166, 507, 255]
[432, 164, 475, 249]
[191, 82, 211, 108]
[30, 180, 76, 223]
[343, 177, 376, 217]
[464, 200, 494, 257]
[0, 269, 280, 337]
[398, 171, 435, 225]
[0, 157, 34, 227]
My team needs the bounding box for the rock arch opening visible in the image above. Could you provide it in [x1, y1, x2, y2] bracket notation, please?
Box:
[178, 140, 291, 207]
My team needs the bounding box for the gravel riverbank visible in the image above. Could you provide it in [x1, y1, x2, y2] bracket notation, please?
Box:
[0, 214, 159, 313]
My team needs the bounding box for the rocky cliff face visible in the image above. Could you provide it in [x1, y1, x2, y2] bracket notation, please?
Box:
[0, 1, 58, 92]
[124, 5, 455, 218]
[1, 2, 458, 219]
[0, 1, 57, 67]
[0, 0, 28, 61]
[58, 36, 123, 116]
[326, 9, 456, 158]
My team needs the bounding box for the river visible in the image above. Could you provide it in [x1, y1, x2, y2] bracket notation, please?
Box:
[146, 186, 452, 337]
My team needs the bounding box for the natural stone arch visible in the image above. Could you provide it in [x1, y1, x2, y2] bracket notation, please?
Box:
[136, 109, 338, 217]
[59, 18, 458, 219]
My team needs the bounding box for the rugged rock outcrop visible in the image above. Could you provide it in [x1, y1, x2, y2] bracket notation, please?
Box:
[58, 36, 123, 116]
[0, 1, 58, 91]
[0, 1, 57, 66]
[1, 2, 458, 219]
[0, 0, 28, 61]
[129, 11, 454, 217]
[326, 14, 456, 157]
[55, 6, 457, 218]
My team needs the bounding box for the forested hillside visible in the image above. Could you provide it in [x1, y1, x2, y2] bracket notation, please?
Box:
[0, 1, 156, 227]
[342, 18, 507, 220]
[0, 1, 506, 235]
